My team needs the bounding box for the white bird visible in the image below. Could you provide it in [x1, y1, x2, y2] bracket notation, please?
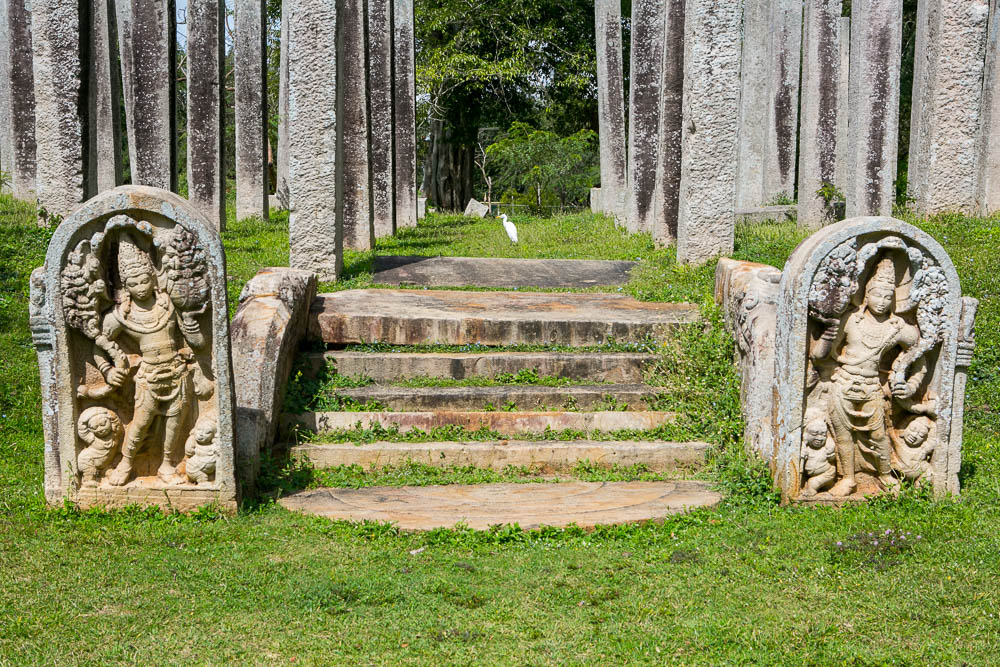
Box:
[501, 214, 518, 243]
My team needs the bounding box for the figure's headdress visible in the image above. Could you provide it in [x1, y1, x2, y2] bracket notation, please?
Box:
[866, 256, 896, 293]
[117, 234, 155, 280]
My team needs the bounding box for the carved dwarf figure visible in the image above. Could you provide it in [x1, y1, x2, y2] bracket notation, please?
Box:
[98, 235, 209, 486]
[811, 257, 926, 497]
[184, 416, 218, 486]
[800, 417, 836, 496]
[76, 407, 124, 486]
[892, 418, 934, 484]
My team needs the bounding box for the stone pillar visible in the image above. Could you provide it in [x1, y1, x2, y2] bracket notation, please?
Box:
[393, 0, 418, 229]
[834, 16, 851, 194]
[369, 0, 395, 238]
[736, 0, 770, 209]
[89, 0, 123, 193]
[338, 0, 372, 250]
[907, 0, 991, 215]
[595, 0, 627, 221]
[235, 0, 269, 220]
[117, 0, 176, 192]
[676, 0, 742, 265]
[845, 0, 902, 218]
[0, 0, 36, 200]
[287, 0, 341, 280]
[653, 0, 685, 245]
[626, 0, 665, 234]
[31, 0, 90, 220]
[186, 0, 226, 230]
[276, 0, 290, 208]
[764, 0, 803, 202]
[977, 0, 1000, 215]
[797, 0, 843, 229]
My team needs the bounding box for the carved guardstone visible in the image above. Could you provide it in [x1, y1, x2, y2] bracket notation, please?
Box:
[718, 217, 977, 502]
[30, 185, 238, 511]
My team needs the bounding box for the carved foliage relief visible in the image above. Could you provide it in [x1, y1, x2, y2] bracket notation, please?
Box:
[58, 215, 220, 490]
[799, 234, 960, 499]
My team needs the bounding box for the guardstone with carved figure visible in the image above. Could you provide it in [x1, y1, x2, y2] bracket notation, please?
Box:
[30, 186, 238, 511]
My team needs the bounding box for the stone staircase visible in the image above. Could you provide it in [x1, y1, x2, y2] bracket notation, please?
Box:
[275, 260, 722, 529]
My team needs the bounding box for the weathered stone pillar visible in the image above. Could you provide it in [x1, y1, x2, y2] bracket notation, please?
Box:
[907, 0, 990, 215]
[275, 0, 290, 208]
[797, 0, 843, 228]
[595, 0, 627, 221]
[834, 16, 851, 194]
[89, 0, 123, 193]
[338, 0, 372, 249]
[977, 0, 1000, 215]
[676, 0, 742, 264]
[653, 0, 685, 245]
[369, 0, 395, 238]
[626, 0, 665, 234]
[393, 0, 418, 229]
[117, 0, 176, 192]
[31, 0, 90, 220]
[234, 0, 269, 220]
[764, 0, 803, 202]
[0, 0, 36, 200]
[186, 0, 226, 229]
[845, 0, 902, 218]
[287, 0, 341, 280]
[736, 0, 770, 209]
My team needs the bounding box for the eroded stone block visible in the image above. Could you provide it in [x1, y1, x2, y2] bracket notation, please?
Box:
[31, 186, 238, 510]
[463, 198, 489, 218]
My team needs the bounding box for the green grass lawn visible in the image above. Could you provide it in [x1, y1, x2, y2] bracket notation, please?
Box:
[1, 195, 999, 663]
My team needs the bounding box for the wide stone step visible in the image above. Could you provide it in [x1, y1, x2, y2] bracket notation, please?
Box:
[292, 440, 711, 473]
[308, 289, 701, 346]
[282, 410, 678, 436]
[279, 480, 722, 530]
[313, 350, 656, 383]
[372, 255, 637, 289]
[333, 384, 660, 411]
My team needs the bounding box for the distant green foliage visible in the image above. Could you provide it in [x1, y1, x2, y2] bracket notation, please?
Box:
[486, 123, 599, 213]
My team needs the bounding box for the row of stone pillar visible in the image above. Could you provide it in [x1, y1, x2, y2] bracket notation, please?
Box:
[593, 0, 1000, 263]
[0, 0, 419, 264]
[281, 0, 419, 280]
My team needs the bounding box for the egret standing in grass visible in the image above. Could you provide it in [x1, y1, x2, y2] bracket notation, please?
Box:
[501, 214, 518, 243]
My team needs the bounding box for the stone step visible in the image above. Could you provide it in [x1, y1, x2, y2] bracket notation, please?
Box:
[312, 351, 657, 383]
[308, 289, 701, 346]
[279, 480, 722, 530]
[332, 384, 661, 411]
[291, 440, 711, 473]
[372, 255, 637, 289]
[281, 410, 678, 437]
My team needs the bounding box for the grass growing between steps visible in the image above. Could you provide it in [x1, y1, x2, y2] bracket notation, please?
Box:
[2, 197, 1000, 663]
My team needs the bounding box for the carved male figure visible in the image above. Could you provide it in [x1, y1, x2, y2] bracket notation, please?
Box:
[812, 257, 925, 496]
[184, 416, 218, 486]
[76, 407, 123, 486]
[893, 418, 934, 484]
[800, 417, 836, 496]
[98, 236, 208, 486]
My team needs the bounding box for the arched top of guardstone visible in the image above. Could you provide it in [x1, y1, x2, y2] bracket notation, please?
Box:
[771, 216, 966, 501]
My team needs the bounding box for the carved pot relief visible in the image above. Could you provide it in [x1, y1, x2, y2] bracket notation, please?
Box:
[33, 186, 237, 509]
[794, 231, 973, 500]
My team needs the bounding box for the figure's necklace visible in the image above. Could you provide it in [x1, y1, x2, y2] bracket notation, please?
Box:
[125, 298, 171, 333]
[860, 312, 897, 350]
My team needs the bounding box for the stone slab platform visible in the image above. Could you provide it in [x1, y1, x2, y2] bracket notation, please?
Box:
[335, 384, 660, 411]
[309, 289, 701, 346]
[315, 351, 655, 383]
[282, 410, 677, 436]
[371, 255, 637, 289]
[291, 439, 711, 473]
[279, 480, 721, 530]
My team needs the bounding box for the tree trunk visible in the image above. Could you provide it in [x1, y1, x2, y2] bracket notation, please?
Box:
[422, 116, 476, 211]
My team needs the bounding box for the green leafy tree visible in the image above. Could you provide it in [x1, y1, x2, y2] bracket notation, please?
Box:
[487, 122, 598, 213]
